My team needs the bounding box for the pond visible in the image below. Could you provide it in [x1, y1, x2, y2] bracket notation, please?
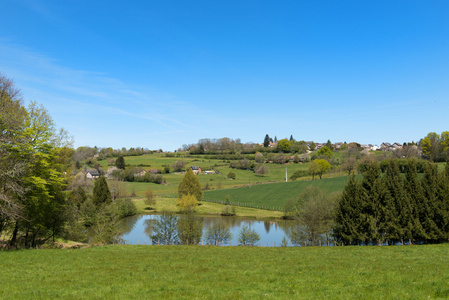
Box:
[118, 214, 299, 247]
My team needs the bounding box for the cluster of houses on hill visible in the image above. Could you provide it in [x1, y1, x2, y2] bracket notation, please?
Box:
[266, 140, 405, 152]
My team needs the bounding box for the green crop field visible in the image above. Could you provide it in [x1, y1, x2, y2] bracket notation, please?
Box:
[203, 176, 353, 209]
[1, 244, 448, 299]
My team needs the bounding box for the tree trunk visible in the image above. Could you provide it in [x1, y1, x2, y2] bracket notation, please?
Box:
[8, 221, 19, 248]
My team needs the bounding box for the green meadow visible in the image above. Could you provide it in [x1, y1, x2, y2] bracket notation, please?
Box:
[203, 176, 352, 208]
[1, 244, 448, 299]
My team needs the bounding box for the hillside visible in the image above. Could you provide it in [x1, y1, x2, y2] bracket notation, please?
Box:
[203, 176, 352, 209]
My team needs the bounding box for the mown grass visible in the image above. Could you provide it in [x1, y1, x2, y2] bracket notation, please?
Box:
[1, 244, 448, 299]
[132, 197, 284, 219]
[203, 176, 353, 208]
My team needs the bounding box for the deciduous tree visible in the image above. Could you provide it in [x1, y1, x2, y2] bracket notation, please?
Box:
[178, 169, 203, 201]
[276, 139, 291, 152]
[177, 193, 198, 212]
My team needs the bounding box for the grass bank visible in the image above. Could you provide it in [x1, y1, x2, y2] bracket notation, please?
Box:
[1, 244, 448, 299]
[132, 197, 284, 219]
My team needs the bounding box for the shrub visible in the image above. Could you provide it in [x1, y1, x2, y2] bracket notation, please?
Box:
[254, 164, 269, 176]
[144, 189, 156, 209]
[290, 170, 307, 181]
[221, 205, 236, 216]
[171, 160, 186, 172]
[227, 171, 236, 180]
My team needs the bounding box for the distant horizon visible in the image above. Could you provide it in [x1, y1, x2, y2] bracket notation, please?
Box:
[78, 137, 416, 152]
[2, 1, 448, 151]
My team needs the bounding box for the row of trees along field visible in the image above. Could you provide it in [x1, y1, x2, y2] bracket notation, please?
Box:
[333, 158, 449, 245]
[0, 73, 137, 249]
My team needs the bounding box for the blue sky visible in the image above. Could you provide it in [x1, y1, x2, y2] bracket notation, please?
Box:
[1, 0, 448, 151]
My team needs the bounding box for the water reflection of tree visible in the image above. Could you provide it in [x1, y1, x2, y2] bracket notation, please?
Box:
[178, 212, 203, 245]
[150, 212, 179, 245]
[144, 218, 156, 239]
[204, 221, 232, 245]
[264, 221, 271, 234]
[202, 216, 244, 229]
[288, 222, 334, 246]
[117, 215, 141, 236]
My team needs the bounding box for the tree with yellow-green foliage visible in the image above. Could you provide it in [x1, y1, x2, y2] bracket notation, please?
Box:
[308, 159, 331, 180]
[177, 193, 198, 212]
[178, 168, 203, 201]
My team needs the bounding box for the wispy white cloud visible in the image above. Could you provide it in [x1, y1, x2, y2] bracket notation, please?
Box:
[0, 41, 223, 149]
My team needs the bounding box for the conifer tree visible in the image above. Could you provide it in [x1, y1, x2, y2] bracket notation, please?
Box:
[438, 163, 449, 241]
[333, 175, 364, 245]
[383, 159, 410, 245]
[263, 134, 270, 147]
[115, 156, 126, 169]
[421, 162, 443, 242]
[178, 168, 203, 201]
[93, 176, 112, 205]
[404, 158, 426, 243]
[360, 158, 383, 245]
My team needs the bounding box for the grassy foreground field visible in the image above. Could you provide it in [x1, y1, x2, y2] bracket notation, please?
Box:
[1, 244, 448, 299]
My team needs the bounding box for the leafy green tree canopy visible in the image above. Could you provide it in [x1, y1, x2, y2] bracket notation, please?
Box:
[178, 169, 203, 201]
[276, 139, 291, 152]
[318, 146, 333, 158]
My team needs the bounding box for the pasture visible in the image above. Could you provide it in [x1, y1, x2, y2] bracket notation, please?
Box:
[1, 244, 448, 299]
[203, 176, 352, 209]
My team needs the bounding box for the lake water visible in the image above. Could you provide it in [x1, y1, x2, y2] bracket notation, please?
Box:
[118, 214, 297, 247]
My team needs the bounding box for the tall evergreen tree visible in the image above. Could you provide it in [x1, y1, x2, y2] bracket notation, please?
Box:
[421, 162, 443, 242]
[115, 156, 126, 169]
[383, 159, 410, 245]
[263, 134, 270, 147]
[404, 159, 426, 243]
[93, 176, 112, 206]
[333, 175, 364, 245]
[438, 163, 449, 241]
[360, 158, 383, 245]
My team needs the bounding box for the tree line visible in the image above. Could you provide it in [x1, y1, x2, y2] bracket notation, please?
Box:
[333, 158, 449, 245]
[0, 73, 137, 248]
